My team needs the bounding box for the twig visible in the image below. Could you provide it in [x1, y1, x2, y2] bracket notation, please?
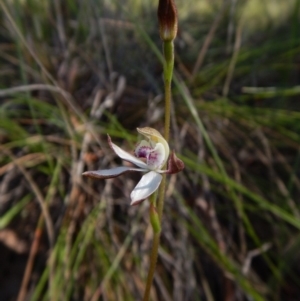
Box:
[242, 243, 272, 275]
[16, 216, 43, 301]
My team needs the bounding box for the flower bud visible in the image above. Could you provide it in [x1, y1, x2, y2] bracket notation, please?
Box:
[157, 0, 178, 42]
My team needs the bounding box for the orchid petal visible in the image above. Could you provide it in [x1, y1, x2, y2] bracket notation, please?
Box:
[130, 171, 162, 206]
[108, 136, 149, 169]
[82, 166, 147, 179]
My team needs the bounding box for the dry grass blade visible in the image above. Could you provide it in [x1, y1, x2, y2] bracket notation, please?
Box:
[0, 153, 47, 176]
[16, 217, 43, 301]
[191, 0, 229, 80]
[222, 18, 244, 97]
[1, 148, 54, 247]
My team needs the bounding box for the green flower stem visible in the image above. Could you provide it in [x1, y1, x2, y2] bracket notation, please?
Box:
[158, 40, 174, 221]
[142, 232, 160, 301]
[162, 40, 174, 144]
[142, 40, 174, 301]
[143, 193, 160, 301]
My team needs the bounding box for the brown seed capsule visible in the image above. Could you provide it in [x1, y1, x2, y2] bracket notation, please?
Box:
[157, 0, 178, 42]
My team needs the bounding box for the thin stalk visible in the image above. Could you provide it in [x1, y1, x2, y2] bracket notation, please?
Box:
[142, 232, 160, 301]
[142, 40, 174, 301]
[162, 40, 174, 144]
[158, 40, 174, 220]
[142, 193, 160, 301]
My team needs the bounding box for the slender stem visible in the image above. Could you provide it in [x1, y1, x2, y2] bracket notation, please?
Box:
[162, 40, 174, 145]
[142, 193, 161, 301]
[142, 232, 160, 301]
[158, 40, 174, 220]
[142, 40, 174, 301]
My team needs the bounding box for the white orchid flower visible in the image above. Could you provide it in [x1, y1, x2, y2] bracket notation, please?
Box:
[83, 127, 184, 206]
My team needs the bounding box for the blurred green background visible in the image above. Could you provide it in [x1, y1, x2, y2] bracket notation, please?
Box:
[1, 0, 300, 300]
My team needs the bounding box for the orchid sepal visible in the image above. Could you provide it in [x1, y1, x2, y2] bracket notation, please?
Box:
[82, 166, 148, 180]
